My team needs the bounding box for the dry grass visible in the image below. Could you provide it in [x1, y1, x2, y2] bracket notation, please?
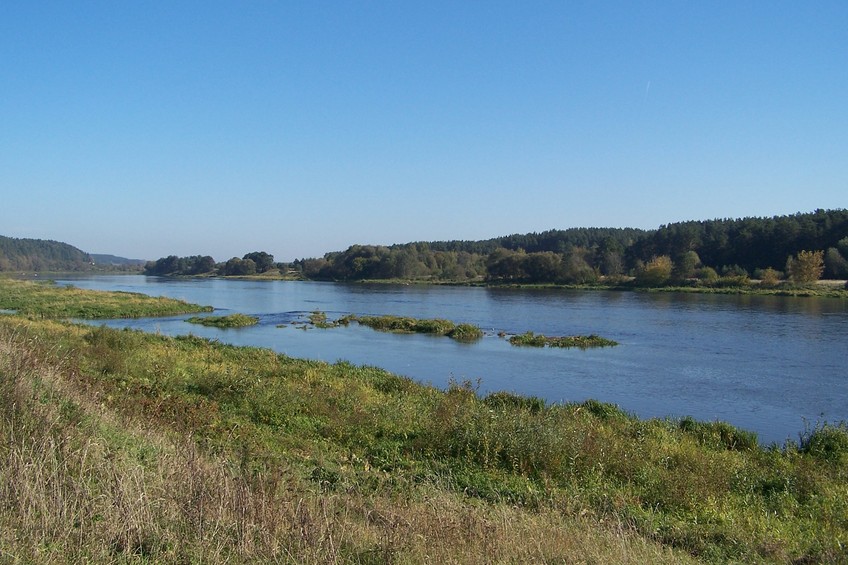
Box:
[3, 309, 845, 563]
[0, 325, 691, 564]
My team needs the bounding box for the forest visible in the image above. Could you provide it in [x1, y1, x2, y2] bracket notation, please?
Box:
[290, 209, 848, 284]
[8, 209, 847, 285]
[0, 235, 93, 272]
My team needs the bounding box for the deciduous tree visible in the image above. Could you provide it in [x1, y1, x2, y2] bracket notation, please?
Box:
[635, 255, 673, 286]
[787, 250, 824, 284]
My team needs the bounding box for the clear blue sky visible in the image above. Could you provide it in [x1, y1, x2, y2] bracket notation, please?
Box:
[2, 2, 846, 261]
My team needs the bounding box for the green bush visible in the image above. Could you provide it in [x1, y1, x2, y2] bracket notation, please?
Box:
[508, 331, 548, 347]
[799, 422, 848, 463]
[484, 391, 545, 413]
[581, 399, 627, 421]
[678, 417, 758, 451]
[447, 323, 484, 342]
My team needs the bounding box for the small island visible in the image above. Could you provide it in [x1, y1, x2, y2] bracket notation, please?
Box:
[508, 331, 618, 349]
[348, 314, 484, 341]
[185, 313, 259, 328]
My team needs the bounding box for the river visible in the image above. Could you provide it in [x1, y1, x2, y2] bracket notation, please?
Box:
[56, 275, 848, 445]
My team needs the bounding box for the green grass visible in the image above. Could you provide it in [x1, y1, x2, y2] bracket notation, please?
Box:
[0, 278, 212, 319]
[185, 313, 259, 328]
[2, 314, 846, 563]
[353, 314, 484, 341]
[477, 278, 848, 299]
[1, 284, 846, 563]
[627, 280, 848, 298]
[508, 330, 618, 349]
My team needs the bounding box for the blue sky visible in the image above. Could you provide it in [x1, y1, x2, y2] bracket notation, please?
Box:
[1, 2, 846, 261]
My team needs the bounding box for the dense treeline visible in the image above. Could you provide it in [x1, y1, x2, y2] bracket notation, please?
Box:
[292, 244, 489, 281]
[293, 210, 848, 284]
[627, 209, 848, 279]
[140, 209, 848, 285]
[0, 235, 93, 272]
[293, 228, 645, 283]
[144, 251, 278, 277]
[422, 227, 647, 255]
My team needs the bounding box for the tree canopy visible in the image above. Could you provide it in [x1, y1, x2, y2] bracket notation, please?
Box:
[295, 210, 848, 285]
[0, 236, 92, 271]
[134, 209, 848, 286]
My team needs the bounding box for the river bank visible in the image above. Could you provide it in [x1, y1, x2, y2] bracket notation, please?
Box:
[2, 308, 847, 563]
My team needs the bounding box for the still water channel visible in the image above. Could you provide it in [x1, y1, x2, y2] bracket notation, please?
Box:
[57, 275, 848, 445]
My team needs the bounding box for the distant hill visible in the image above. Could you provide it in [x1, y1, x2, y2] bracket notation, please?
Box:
[0, 235, 93, 272]
[89, 253, 147, 267]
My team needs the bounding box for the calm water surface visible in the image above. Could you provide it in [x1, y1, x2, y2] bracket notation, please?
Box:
[57, 275, 848, 445]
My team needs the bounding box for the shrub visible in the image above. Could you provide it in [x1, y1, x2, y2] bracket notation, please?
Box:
[787, 250, 825, 284]
[447, 323, 484, 342]
[483, 391, 545, 413]
[697, 266, 719, 285]
[581, 399, 627, 421]
[799, 422, 848, 463]
[635, 256, 673, 287]
[508, 331, 547, 347]
[678, 417, 758, 451]
[757, 267, 782, 288]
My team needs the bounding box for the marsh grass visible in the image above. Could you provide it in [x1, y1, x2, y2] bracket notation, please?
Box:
[353, 314, 484, 341]
[307, 310, 332, 328]
[0, 319, 692, 564]
[508, 330, 619, 349]
[0, 278, 212, 319]
[186, 313, 259, 328]
[638, 283, 848, 299]
[1, 305, 847, 562]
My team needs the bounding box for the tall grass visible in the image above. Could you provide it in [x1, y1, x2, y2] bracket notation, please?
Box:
[0, 319, 689, 563]
[0, 278, 212, 319]
[353, 314, 484, 341]
[1, 314, 846, 563]
[508, 331, 618, 348]
[186, 313, 259, 328]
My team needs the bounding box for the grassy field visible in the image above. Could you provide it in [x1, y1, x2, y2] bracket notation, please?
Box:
[0, 278, 212, 319]
[1, 280, 846, 563]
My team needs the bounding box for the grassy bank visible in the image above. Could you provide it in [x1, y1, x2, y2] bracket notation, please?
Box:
[631, 282, 848, 299]
[0, 317, 696, 564]
[1, 314, 846, 563]
[0, 278, 212, 318]
[1, 280, 846, 562]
